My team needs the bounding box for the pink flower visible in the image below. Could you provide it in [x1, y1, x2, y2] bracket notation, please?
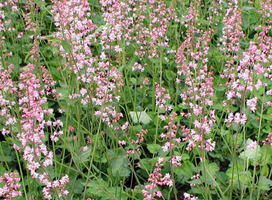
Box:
[247, 97, 258, 112]
[0, 173, 22, 199]
[80, 88, 87, 96]
[82, 146, 88, 152]
[246, 140, 257, 150]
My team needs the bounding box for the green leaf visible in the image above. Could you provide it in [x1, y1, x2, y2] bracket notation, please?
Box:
[86, 179, 108, 197]
[130, 78, 137, 84]
[8, 54, 21, 74]
[242, 6, 255, 11]
[74, 179, 85, 194]
[239, 139, 261, 163]
[181, 153, 190, 160]
[187, 178, 202, 185]
[139, 158, 157, 172]
[258, 176, 272, 191]
[201, 162, 220, 184]
[261, 165, 269, 177]
[59, 82, 69, 88]
[57, 87, 69, 100]
[46, 166, 58, 179]
[61, 40, 72, 53]
[34, 0, 46, 6]
[226, 161, 252, 187]
[147, 144, 161, 154]
[174, 160, 195, 183]
[110, 155, 130, 177]
[0, 165, 6, 175]
[205, 162, 220, 177]
[129, 111, 152, 124]
[92, 24, 111, 35]
[0, 155, 12, 162]
[86, 179, 128, 200]
[74, 147, 92, 163]
[165, 70, 175, 81]
[101, 187, 128, 200]
[214, 85, 227, 92]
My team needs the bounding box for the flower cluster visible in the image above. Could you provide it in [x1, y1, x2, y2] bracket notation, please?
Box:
[170, 156, 182, 167]
[155, 83, 172, 112]
[176, 8, 216, 152]
[0, 172, 21, 200]
[160, 113, 180, 152]
[259, 0, 272, 18]
[222, 26, 272, 132]
[1, 1, 272, 200]
[101, 0, 176, 60]
[142, 158, 173, 200]
[225, 112, 247, 126]
[0, 64, 17, 136]
[218, 0, 244, 54]
[263, 132, 272, 147]
[126, 129, 148, 155]
[52, 0, 123, 127]
[17, 65, 69, 199]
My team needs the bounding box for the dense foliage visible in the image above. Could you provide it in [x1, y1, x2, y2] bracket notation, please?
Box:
[0, 0, 272, 199]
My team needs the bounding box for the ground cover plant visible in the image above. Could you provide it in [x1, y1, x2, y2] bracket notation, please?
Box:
[0, 0, 272, 199]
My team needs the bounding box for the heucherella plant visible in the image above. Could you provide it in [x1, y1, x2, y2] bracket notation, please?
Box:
[17, 64, 69, 199]
[51, 0, 123, 128]
[0, 0, 272, 200]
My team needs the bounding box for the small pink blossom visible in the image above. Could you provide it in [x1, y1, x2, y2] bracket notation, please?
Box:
[82, 146, 88, 152]
[247, 97, 258, 112]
